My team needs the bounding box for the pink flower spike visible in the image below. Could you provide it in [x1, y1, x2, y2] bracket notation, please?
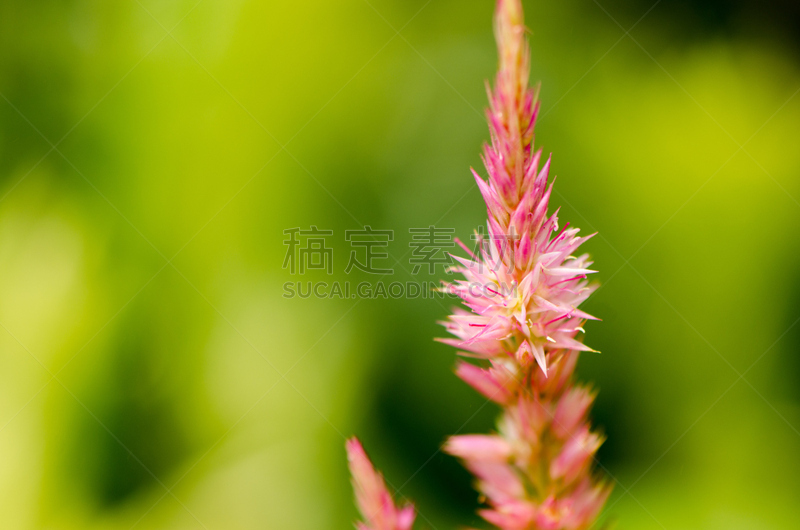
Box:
[346, 438, 416, 530]
[435, 0, 612, 527]
[350, 0, 613, 528]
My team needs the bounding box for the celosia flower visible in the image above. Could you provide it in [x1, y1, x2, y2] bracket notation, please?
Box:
[348, 1, 612, 528]
[346, 438, 416, 530]
[441, 0, 612, 528]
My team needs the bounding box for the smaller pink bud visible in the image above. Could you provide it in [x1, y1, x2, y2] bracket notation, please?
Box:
[504, 394, 550, 443]
[552, 386, 595, 439]
[445, 435, 513, 462]
[514, 340, 533, 366]
[550, 426, 602, 483]
[549, 427, 603, 484]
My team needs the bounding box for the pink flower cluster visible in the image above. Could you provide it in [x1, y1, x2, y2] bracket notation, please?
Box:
[347, 1, 611, 528]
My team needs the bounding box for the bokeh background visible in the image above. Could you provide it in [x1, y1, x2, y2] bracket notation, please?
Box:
[1, 0, 799, 528]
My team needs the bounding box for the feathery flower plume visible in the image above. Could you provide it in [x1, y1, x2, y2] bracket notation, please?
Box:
[347, 1, 611, 528]
[441, 1, 612, 528]
[346, 438, 416, 530]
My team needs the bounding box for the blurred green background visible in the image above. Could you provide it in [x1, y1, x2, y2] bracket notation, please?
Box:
[1, 0, 799, 528]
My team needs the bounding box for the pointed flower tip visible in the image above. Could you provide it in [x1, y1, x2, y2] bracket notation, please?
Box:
[444, 434, 513, 462]
[347, 437, 416, 530]
[346, 437, 365, 460]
